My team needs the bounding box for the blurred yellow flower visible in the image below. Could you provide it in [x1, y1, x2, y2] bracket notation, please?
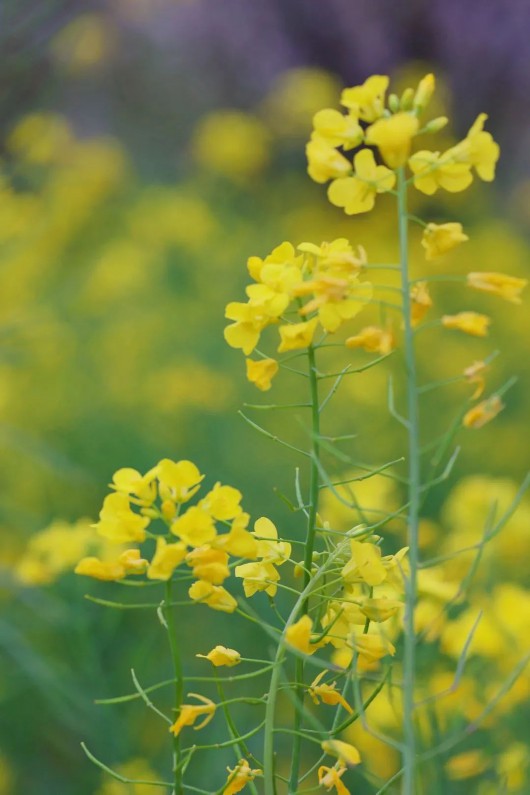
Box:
[306, 136, 351, 184]
[192, 111, 270, 179]
[200, 483, 243, 520]
[463, 395, 504, 429]
[95, 492, 150, 544]
[442, 311, 490, 337]
[186, 546, 229, 584]
[224, 301, 270, 355]
[188, 580, 237, 612]
[467, 271, 527, 304]
[285, 615, 319, 654]
[321, 739, 361, 767]
[445, 749, 489, 780]
[448, 113, 500, 181]
[96, 758, 167, 795]
[346, 325, 395, 354]
[309, 671, 353, 714]
[278, 318, 319, 352]
[147, 537, 187, 581]
[51, 13, 114, 73]
[223, 759, 262, 795]
[245, 358, 279, 391]
[235, 561, 279, 597]
[410, 281, 432, 326]
[421, 222, 469, 260]
[312, 109, 363, 150]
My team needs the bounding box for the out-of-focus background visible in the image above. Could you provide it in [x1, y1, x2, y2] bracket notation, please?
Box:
[0, 1, 529, 793]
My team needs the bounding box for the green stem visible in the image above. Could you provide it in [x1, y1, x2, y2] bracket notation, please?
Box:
[288, 343, 321, 794]
[397, 166, 420, 795]
[164, 580, 184, 794]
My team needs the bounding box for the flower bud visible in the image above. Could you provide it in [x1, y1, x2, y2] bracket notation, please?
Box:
[294, 563, 304, 578]
[422, 116, 449, 134]
[400, 87, 415, 111]
[388, 93, 400, 113]
[413, 73, 435, 111]
[161, 499, 177, 520]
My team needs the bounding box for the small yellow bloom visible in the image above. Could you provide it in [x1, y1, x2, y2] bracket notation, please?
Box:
[75, 557, 126, 581]
[110, 466, 158, 503]
[445, 749, 488, 781]
[200, 483, 243, 520]
[224, 301, 269, 355]
[253, 517, 291, 564]
[95, 492, 150, 544]
[410, 282, 432, 327]
[321, 739, 361, 767]
[188, 579, 238, 612]
[463, 395, 504, 429]
[365, 112, 419, 168]
[467, 271, 527, 304]
[186, 546, 230, 584]
[413, 73, 435, 112]
[346, 325, 394, 355]
[409, 150, 473, 195]
[358, 597, 403, 622]
[448, 113, 500, 181]
[234, 561, 279, 597]
[312, 109, 363, 150]
[421, 222, 469, 260]
[309, 671, 353, 714]
[157, 459, 204, 502]
[215, 513, 259, 559]
[341, 75, 389, 122]
[306, 136, 352, 184]
[442, 311, 490, 337]
[117, 548, 149, 575]
[147, 537, 187, 581]
[341, 540, 387, 586]
[196, 645, 241, 667]
[350, 633, 396, 665]
[328, 148, 395, 215]
[245, 358, 279, 391]
[464, 360, 487, 399]
[278, 318, 319, 352]
[318, 765, 350, 795]
[285, 614, 320, 655]
[171, 506, 217, 547]
[169, 693, 216, 737]
[223, 759, 262, 795]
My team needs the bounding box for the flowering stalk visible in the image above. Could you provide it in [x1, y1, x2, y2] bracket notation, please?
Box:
[164, 579, 184, 794]
[397, 166, 420, 794]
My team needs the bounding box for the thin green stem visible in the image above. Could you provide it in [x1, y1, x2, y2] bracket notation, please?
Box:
[288, 342, 321, 794]
[397, 166, 420, 795]
[164, 580, 183, 794]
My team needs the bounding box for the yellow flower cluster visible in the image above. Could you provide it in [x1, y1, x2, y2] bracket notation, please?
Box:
[306, 73, 500, 215]
[285, 537, 407, 671]
[75, 459, 277, 613]
[224, 239, 372, 388]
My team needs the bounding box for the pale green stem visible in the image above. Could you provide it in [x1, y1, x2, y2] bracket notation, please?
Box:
[289, 342, 321, 794]
[164, 580, 184, 794]
[397, 166, 420, 795]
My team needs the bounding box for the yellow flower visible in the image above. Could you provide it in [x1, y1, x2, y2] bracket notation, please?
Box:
[341, 540, 387, 586]
[188, 580, 238, 612]
[117, 548, 149, 574]
[350, 633, 396, 666]
[365, 112, 419, 168]
[253, 517, 291, 564]
[312, 109, 363, 150]
[445, 749, 488, 781]
[463, 395, 504, 429]
[413, 73, 435, 112]
[296, 275, 373, 334]
[192, 110, 270, 180]
[169, 693, 216, 737]
[466, 271, 527, 304]
[110, 466, 158, 504]
[447, 113, 500, 181]
[421, 222, 469, 260]
[245, 358, 278, 391]
[278, 318, 319, 352]
[215, 513, 259, 559]
[321, 739, 361, 767]
[200, 483, 243, 520]
[318, 765, 350, 795]
[196, 646, 241, 667]
[309, 671, 353, 714]
[345, 325, 394, 355]
[156, 459, 204, 502]
[464, 360, 487, 399]
[328, 149, 395, 215]
[95, 492, 150, 544]
[171, 506, 217, 547]
[223, 759, 262, 795]
[247, 241, 300, 282]
[497, 743, 527, 791]
[75, 557, 126, 581]
[285, 615, 321, 655]
[409, 150, 473, 195]
[186, 546, 230, 584]
[235, 561, 279, 597]
[306, 136, 351, 184]
[147, 537, 187, 581]
[341, 75, 389, 122]
[442, 312, 490, 337]
[410, 282, 432, 327]
[358, 597, 403, 622]
[224, 301, 269, 355]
